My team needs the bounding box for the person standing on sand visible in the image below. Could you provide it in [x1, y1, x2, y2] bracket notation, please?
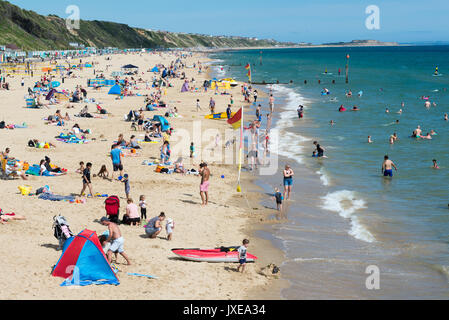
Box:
[100, 217, 131, 265]
[110, 144, 124, 180]
[237, 239, 250, 273]
[283, 165, 294, 200]
[382, 155, 398, 177]
[80, 162, 94, 197]
[209, 97, 216, 114]
[199, 162, 210, 206]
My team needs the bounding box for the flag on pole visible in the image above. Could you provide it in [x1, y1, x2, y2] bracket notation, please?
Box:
[227, 108, 244, 192]
[245, 63, 251, 83]
[227, 107, 242, 130]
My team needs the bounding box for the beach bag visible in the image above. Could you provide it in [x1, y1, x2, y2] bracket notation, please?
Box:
[0, 121, 5, 129]
[18, 185, 32, 196]
[28, 140, 36, 147]
[100, 109, 107, 114]
[155, 165, 163, 173]
[160, 168, 169, 174]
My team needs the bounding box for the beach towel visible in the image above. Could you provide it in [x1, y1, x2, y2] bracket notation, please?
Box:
[38, 193, 76, 202]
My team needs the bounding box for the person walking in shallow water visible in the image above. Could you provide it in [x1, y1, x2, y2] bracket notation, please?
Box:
[283, 165, 294, 200]
[382, 155, 398, 177]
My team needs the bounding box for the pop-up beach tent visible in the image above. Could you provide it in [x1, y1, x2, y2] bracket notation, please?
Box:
[151, 66, 159, 72]
[108, 84, 122, 95]
[51, 229, 119, 287]
[121, 64, 139, 69]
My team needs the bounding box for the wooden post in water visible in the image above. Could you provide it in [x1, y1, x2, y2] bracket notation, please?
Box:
[345, 54, 350, 84]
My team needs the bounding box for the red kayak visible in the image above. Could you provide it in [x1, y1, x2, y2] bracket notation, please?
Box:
[172, 247, 258, 263]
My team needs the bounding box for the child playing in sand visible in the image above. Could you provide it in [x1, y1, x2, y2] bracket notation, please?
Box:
[122, 174, 130, 199]
[166, 217, 174, 241]
[274, 188, 283, 211]
[237, 239, 250, 273]
[76, 161, 85, 174]
[96, 165, 110, 179]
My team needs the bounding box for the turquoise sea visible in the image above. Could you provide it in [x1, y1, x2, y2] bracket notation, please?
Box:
[210, 46, 449, 299]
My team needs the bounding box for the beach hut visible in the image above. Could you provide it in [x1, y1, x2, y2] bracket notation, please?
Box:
[108, 84, 122, 95]
[51, 230, 119, 287]
[152, 115, 170, 132]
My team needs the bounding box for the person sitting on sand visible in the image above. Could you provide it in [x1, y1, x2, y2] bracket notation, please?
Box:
[117, 134, 127, 147]
[123, 198, 140, 226]
[129, 135, 140, 149]
[144, 212, 166, 239]
[76, 161, 85, 174]
[44, 156, 64, 174]
[1, 148, 14, 161]
[100, 217, 131, 265]
[96, 165, 110, 179]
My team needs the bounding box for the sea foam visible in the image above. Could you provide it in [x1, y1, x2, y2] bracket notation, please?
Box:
[321, 190, 375, 243]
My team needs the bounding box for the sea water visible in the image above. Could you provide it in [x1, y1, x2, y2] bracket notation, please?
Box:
[210, 46, 449, 299]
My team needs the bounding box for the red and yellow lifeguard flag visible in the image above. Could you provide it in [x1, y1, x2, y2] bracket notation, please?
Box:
[227, 107, 242, 130]
[245, 63, 251, 82]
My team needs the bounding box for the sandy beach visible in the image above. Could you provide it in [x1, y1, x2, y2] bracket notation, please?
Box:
[0, 51, 286, 300]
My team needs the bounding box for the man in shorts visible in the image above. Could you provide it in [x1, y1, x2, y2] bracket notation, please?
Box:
[382, 155, 398, 177]
[101, 217, 131, 265]
[199, 162, 210, 206]
[145, 212, 165, 239]
[110, 144, 124, 180]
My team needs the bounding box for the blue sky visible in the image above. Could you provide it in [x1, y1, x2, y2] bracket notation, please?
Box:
[8, 0, 449, 44]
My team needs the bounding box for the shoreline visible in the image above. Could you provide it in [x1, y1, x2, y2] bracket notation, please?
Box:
[206, 60, 290, 299]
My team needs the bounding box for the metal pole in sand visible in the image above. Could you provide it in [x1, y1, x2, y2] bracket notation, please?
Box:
[345, 54, 350, 84]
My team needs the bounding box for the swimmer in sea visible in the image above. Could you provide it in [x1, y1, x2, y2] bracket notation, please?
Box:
[382, 155, 398, 177]
[346, 90, 352, 98]
[420, 133, 432, 140]
[425, 101, 431, 109]
[445, 114, 448, 121]
[397, 109, 403, 115]
[368, 136, 373, 143]
[389, 133, 398, 144]
[412, 125, 422, 138]
[385, 108, 390, 113]
[330, 120, 335, 126]
[432, 159, 439, 169]
[352, 106, 360, 111]
[401, 102, 405, 108]
[430, 130, 437, 136]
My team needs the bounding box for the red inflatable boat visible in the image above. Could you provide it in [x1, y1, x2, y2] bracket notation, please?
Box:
[172, 247, 258, 263]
